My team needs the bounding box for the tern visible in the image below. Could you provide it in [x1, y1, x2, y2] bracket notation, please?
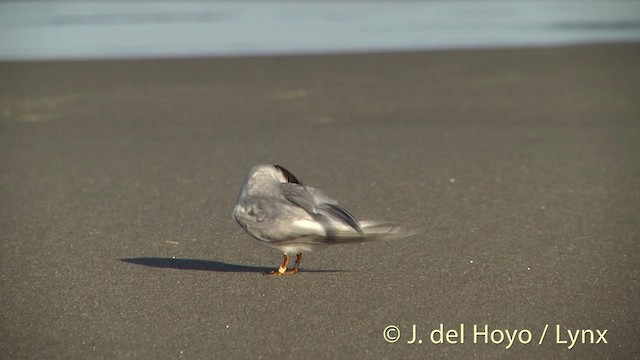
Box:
[233, 164, 407, 275]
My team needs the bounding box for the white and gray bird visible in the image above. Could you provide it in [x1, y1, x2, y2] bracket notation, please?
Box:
[233, 164, 408, 275]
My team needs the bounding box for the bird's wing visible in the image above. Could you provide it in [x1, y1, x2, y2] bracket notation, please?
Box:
[317, 203, 363, 235]
[269, 221, 411, 248]
[280, 183, 363, 234]
[235, 195, 325, 241]
[280, 183, 318, 215]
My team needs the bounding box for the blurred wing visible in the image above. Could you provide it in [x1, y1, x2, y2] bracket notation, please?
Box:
[270, 221, 413, 247]
[317, 203, 363, 235]
[235, 196, 326, 241]
[280, 183, 363, 234]
[280, 183, 317, 213]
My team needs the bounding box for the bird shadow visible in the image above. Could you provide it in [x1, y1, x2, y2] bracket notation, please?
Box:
[119, 257, 348, 273]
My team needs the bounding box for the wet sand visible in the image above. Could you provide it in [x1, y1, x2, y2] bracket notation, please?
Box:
[1, 43, 639, 359]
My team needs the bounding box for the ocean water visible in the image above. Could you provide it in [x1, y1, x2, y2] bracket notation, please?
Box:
[1, 1, 639, 60]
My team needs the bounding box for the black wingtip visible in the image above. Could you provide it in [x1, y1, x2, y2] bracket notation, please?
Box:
[322, 203, 364, 235]
[273, 164, 302, 185]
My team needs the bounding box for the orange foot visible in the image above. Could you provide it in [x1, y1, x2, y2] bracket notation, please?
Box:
[263, 268, 298, 276]
[262, 253, 303, 276]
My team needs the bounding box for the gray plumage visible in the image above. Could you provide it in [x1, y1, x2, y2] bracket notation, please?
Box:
[232, 164, 407, 273]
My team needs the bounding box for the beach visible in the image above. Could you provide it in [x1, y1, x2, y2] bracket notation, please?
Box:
[1, 43, 639, 358]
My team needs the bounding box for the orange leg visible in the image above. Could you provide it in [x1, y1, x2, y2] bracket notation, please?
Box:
[264, 254, 290, 276]
[284, 253, 303, 274]
[264, 253, 303, 276]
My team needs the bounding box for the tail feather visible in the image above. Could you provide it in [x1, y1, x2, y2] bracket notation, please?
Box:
[360, 221, 412, 241]
[269, 220, 415, 249]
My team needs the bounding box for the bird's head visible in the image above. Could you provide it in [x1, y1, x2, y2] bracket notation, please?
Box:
[240, 164, 302, 196]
